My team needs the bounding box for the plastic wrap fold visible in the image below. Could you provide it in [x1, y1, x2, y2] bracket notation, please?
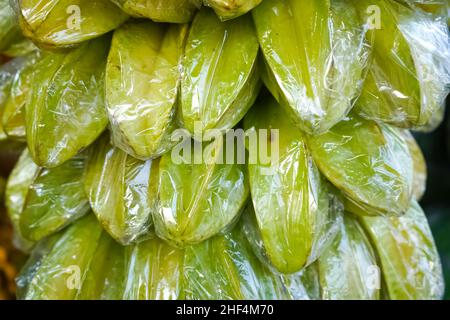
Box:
[26, 37, 110, 168]
[243, 94, 338, 274]
[308, 114, 414, 217]
[203, 0, 262, 20]
[12, 0, 128, 49]
[154, 138, 249, 247]
[359, 201, 444, 300]
[317, 214, 380, 300]
[111, 0, 201, 23]
[181, 8, 260, 139]
[353, 0, 450, 131]
[253, 0, 369, 135]
[106, 21, 187, 160]
[85, 134, 156, 245]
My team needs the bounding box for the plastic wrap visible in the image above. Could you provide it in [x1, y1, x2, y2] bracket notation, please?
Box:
[243, 95, 338, 274]
[122, 237, 183, 300]
[183, 221, 310, 300]
[317, 214, 380, 300]
[5, 149, 38, 251]
[0, 0, 22, 52]
[401, 130, 427, 200]
[308, 113, 414, 217]
[1, 51, 40, 141]
[153, 138, 249, 247]
[19, 152, 89, 242]
[17, 214, 104, 299]
[203, 0, 262, 21]
[353, 0, 450, 131]
[111, 0, 201, 23]
[26, 37, 110, 168]
[106, 21, 187, 160]
[84, 134, 156, 245]
[359, 201, 444, 300]
[253, 0, 369, 135]
[181, 8, 260, 139]
[12, 0, 128, 49]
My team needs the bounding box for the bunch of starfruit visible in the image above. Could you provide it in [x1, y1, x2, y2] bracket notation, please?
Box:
[0, 0, 449, 300]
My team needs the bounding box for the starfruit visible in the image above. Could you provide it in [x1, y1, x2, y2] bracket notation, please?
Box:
[2, 51, 40, 141]
[5, 149, 38, 250]
[17, 214, 104, 300]
[181, 8, 260, 139]
[0, 0, 23, 52]
[122, 238, 184, 300]
[253, 0, 369, 135]
[106, 21, 187, 159]
[359, 201, 444, 300]
[26, 37, 110, 168]
[19, 153, 89, 242]
[243, 94, 334, 274]
[12, 0, 128, 49]
[308, 113, 414, 217]
[352, 0, 450, 130]
[203, 0, 262, 21]
[84, 134, 156, 245]
[111, 0, 201, 23]
[153, 138, 249, 247]
[317, 214, 380, 300]
[401, 130, 427, 200]
[183, 221, 309, 300]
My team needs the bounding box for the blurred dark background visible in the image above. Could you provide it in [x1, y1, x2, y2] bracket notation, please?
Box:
[416, 96, 450, 299]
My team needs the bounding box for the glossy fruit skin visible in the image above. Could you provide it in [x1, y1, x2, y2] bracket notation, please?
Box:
[204, 0, 263, 21]
[308, 113, 414, 217]
[359, 201, 444, 300]
[106, 21, 187, 160]
[111, 0, 201, 23]
[253, 0, 369, 135]
[26, 37, 110, 168]
[84, 134, 156, 245]
[181, 8, 260, 139]
[13, 0, 128, 49]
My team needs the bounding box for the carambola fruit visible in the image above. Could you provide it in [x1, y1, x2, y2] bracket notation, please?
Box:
[203, 0, 263, 21]
[359, 201, 444, 300]
[308, 113, 414, 217]
[12, 0, 128, 49]
[181, 8, 260, 139]
[0, 0, 23, 52]
[401, 130, 427, 200]
[84, 134, 156, 245]
[153, 138, 249, 247]
[253, 0, 369, 134]
[243, 94, 334, 274]
[26, 36, 110, 168]
[111, 0, 201, 23]
[317, 214, 380, 300]
[353, 0, 450, 130]
[106, 21, 188, 159]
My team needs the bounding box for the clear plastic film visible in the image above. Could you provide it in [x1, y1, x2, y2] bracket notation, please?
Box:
[317, 214, 380, 300]
[243, 94, 339, 274]
[1, 51, 40, 141]
[183, 219, 310, 300]
[5, 149, 38, 251]
[12, 0, 128, 49]
[153, 137, 249, 247]
[253, 0, 369, 135]
[203, 0, 263, 21]
[19, 152, 89, 242]
[308, 113, 414, 217]
[181, 7, 260, 139]
[106, 21, 187, 160]
[359, 201, 444, 300]
[352, 0, 450, 131]
[84, 134, 156, 245]
[111, 0, 201, 23]
[401, 130, 427, 200]
[0, 0, 25, 52]
[26, 36, 110, 168]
